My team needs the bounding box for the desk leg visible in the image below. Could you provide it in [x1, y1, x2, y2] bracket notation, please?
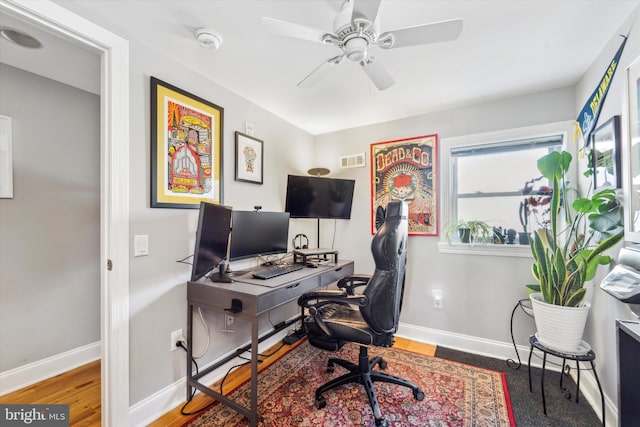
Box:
[249, 317, 259, 427]
[541, 352, 548, 416]
[186, 304, 194, 402]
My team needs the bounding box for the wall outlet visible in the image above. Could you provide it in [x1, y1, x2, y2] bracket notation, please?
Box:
[225, 314, 235, 327]
[432, 289, 443, 309]
[171, 329, 184, 351]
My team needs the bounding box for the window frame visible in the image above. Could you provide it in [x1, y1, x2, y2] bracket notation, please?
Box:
[438, 121, 575, 257]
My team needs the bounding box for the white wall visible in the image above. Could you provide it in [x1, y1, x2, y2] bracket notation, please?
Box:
[0, 64, 100, 371]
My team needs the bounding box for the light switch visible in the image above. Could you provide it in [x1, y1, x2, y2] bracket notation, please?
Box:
[134, 234, 149, 257]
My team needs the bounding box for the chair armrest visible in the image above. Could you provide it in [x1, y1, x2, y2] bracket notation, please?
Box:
[337, 274, 371, 295]
[298, 289, 368, 309]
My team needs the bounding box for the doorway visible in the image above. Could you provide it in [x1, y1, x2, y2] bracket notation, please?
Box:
[0, 0, 130, 424]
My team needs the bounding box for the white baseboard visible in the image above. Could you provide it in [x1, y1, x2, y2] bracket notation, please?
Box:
[0, 341, 101, 396]
[397, 322, 617, 426]
[129, 330, 289, 427]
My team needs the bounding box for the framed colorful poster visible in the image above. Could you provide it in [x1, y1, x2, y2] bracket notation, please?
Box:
[150, 77, 224, 208]
[370, 134, 438, 236]
[235, 131, 263, 184]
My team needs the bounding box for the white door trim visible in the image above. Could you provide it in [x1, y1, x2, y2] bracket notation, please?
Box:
[0, 1, 131, 424]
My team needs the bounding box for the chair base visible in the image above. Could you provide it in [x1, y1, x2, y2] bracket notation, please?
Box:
[314, 345, 425, 427]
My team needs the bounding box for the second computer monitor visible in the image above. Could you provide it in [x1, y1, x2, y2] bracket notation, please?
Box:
[229, 210, 290, 261]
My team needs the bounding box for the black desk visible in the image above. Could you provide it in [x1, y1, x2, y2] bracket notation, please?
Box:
[186, 260, 354, 426]
[527, 335, 604, 426]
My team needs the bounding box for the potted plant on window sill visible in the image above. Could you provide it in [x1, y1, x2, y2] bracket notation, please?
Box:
[527, 150, 623, 353]
[445, 219, 496, 245]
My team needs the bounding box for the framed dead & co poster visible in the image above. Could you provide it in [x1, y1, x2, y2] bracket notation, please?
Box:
[370, 134, 438, 236]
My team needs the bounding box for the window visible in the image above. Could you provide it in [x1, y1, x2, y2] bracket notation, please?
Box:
[438, 121, 578, 254]
[451, 136, 562, 237]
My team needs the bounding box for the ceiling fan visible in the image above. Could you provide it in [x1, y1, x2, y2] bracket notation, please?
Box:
[262, 0, 462, 90]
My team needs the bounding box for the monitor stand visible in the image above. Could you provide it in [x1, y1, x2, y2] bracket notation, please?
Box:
[209, 262, 233, 283]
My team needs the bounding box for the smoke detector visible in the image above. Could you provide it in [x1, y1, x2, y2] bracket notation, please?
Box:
[194, 28, 222, 50]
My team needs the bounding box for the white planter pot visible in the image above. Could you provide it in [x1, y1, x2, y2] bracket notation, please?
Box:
[529, 292, 591, 353]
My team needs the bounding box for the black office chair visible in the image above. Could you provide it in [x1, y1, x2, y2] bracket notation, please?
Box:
[298, 200, 424, 427]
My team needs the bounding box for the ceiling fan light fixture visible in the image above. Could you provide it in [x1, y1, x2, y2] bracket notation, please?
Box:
[344, 37, 367, 62]
[194, 28, 222, 50]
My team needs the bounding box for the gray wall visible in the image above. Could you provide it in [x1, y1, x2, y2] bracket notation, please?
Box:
[315, 87, 576, 344]
[127, 43, 316, 403]
[0, 63, 100, 370]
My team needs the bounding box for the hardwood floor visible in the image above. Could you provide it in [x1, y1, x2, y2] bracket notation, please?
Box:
[0, 338, 435, 427]
[0, 360, 101, 427]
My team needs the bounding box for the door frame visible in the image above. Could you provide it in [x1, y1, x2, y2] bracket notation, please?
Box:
[0, 0, 131, 424]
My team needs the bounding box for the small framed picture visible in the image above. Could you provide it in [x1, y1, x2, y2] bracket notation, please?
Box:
[235, 131, 263, 184]
[591, 115, 621, 189]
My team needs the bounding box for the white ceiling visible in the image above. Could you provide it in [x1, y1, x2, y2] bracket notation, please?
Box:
[1, 0, 638, 135]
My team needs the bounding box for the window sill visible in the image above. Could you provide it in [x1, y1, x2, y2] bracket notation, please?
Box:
[437, 242, 532, 258]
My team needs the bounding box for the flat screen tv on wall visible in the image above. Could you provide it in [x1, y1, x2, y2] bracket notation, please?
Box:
[284, 175, 355, 219]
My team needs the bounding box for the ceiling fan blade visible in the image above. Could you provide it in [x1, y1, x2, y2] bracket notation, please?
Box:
[351, 0, 382, 29]
[298, 55, 344, 88]
[379, 19, 463, 49]
[361, 57, 395, 90]
[261, 17, 329, 44]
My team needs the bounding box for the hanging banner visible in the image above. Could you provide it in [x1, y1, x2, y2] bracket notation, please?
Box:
[574, 35, 627, 154]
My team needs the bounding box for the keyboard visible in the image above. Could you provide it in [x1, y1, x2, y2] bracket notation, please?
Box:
[252, 264, 303, 280]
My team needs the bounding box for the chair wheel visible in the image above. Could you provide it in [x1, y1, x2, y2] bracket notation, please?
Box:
[414, 389, 425, 401]
[375, 418, 389, 427]
[378, 359, 387, 370]
[315, 396, 326, 409]
[326, 363, 334, 373]
[562, 388, 572, 400]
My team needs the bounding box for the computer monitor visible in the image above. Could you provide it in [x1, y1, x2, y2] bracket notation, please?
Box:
[191, 201, 233, 283]
[229, 210, 290, 261]
[284, 175, 355, 219]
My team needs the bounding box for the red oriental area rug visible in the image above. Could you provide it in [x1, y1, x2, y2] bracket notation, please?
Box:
[184, 341, 515, 427]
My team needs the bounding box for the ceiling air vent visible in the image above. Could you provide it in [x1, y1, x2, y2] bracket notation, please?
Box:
[339, 153, 366, 169]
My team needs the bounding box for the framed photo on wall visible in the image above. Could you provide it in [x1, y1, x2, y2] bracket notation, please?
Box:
[150, 77, 224, 208]
[235, 131, 263, 184]
[591, 115, 621, 189]
[370, 134, 438, 236]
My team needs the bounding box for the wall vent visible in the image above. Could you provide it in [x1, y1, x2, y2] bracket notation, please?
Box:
[339, 153, 366, 169]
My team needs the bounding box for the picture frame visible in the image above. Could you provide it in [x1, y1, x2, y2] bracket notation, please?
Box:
[591, 115, 621, 189]
[622, 55, 640, 243]
[370, 134, 438, 236]
[235, 131, 263, 184]
[150, 77, 224, 208]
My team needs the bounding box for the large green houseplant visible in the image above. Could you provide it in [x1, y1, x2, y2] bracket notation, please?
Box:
[528, 150, 624, 351]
